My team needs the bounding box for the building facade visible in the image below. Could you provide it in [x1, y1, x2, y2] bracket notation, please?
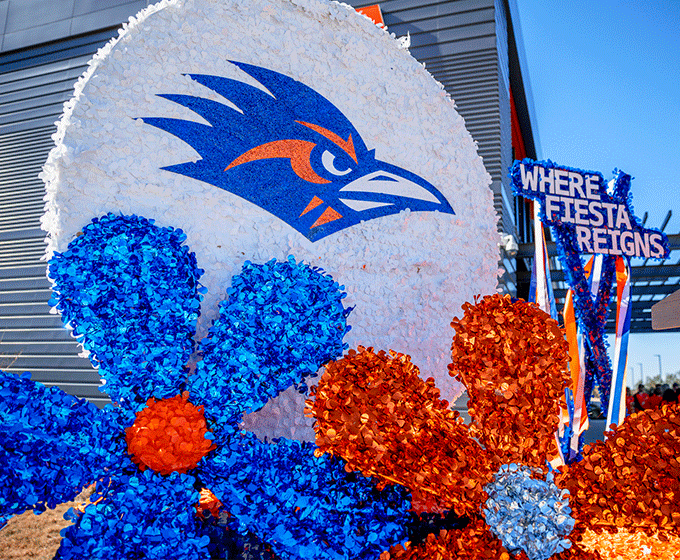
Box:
[0, 0, 538, 404]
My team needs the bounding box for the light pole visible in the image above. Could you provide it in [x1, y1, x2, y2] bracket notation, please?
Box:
[638, 363, 644, 387]
[654, 354, 663, 383]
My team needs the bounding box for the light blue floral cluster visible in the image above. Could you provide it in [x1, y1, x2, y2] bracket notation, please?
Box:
[483, 463, 575, 560]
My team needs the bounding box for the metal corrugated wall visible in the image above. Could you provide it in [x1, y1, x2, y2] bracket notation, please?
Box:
[0, 30, 116, 407]
[349, 0, 514, 233]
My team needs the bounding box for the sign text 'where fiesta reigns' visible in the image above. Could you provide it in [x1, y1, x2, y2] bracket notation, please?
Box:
[511, 160, 669, 259]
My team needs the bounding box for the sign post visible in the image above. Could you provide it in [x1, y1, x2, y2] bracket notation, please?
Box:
[511, 159, 669, 454]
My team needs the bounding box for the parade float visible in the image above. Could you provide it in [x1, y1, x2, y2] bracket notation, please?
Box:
[0, 0, 678, 559]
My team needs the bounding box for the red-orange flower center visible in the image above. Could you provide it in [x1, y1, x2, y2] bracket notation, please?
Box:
[196, 488, 223, 520]
[125, 392, 216, 475]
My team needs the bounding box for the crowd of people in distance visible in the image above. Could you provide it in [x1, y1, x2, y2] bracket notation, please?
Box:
[630, 381, 680, 413]
[587, 382, 678, 419]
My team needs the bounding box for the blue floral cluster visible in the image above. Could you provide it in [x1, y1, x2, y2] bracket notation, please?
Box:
[558, 234, 615, 415]
[48, 213, 205, 410]
[483, 464, 575, 560]
[1, 213, 409, 559]
[190, 256, 351, 437]
[58, 470, 211, 560]
[0, 371, 129, 526]
[202, 432, 410, 560]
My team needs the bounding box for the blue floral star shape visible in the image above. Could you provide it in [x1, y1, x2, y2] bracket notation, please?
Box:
[0, 213, 410, 560]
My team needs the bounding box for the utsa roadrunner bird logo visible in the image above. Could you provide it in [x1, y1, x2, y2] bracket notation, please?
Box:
[143, 61, 454, 242]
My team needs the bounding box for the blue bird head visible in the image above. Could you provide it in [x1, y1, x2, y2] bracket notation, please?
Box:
[142, 61, 454, 242]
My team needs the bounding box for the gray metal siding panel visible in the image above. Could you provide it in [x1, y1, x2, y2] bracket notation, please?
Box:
[70, 2, 147, 37]
[347, 0, 513, 238]
[385, 5, 494, 29]
[0, 2, 8, 37]
[73, 0, 143, 17]
[0, 55, 93, 134]
[0, 0, 148, 53]
[357, 0, 494, 16]
[494, 0, 509, 93]
[0, 27, 116, 71]
[3, 0, 76, 35]
[498, 83, 512, 232]
[0, 32, 108, 407]
[2, 20, 72, 53]
[494, 0, 512, 234]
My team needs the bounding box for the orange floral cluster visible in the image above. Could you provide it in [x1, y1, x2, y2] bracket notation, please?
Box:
[309, 294, 680, 559]
[380, 518, 509, 560]
[449, 294, 571, 469]
[308, 347, 494, 516]
[579, 527, 680, 559]
[125, 392, 215, 475]
[556, 403, 680, 543]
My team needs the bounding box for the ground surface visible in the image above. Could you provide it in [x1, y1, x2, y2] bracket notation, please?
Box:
[0, 488, 91, 560]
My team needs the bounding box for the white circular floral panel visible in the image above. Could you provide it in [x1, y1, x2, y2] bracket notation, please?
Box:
[42, 0, 500, 439]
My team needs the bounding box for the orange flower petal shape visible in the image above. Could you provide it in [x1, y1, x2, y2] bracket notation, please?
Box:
[126, 392, 216, 475]
[579, 527, 680, 560]
[449, 294, 570, 469]
[380, 517, 510, 560]
[308, 347, 494, 517]
[379, 517, 604, 560]
[556, 403, 680, 540]
[549, 541, 602, 560]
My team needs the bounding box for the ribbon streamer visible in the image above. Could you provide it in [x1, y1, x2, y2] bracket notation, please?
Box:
[562, 287, 589, 461]
[606, 256, 631, 427]
[582, 254, 618, 416]
[560, 255, 609, 460]
[529, 202, 558, 320]
[529, 207, 563, 466]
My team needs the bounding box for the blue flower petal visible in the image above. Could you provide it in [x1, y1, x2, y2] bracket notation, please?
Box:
[55, 470, 211, 560]
[0, 371, 131, 520]
[191, 257, 350, 433]
[199, 432, 409, 560]
[48, 214, 204, 409]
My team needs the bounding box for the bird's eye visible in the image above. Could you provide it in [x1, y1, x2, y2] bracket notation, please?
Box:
[321, 150, 352, 176]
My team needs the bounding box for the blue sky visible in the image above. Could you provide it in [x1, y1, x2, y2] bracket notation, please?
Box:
[514, 0, 680, 384]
